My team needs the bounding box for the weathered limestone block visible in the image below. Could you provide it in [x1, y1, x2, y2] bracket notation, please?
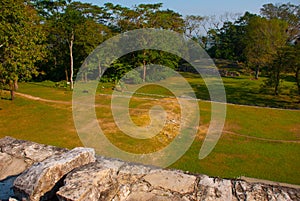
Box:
[0, 136, 16, 148]
[0, 136, 68, 181]
[0, 152, 28, 180]
[1, 137, 299, 201]
[232, 180, 298, 201]
[13, 147, 95, 201]
[57, 157, 157, 201]
[110, 163, 156, 201]
[56, 154, 300, 201]
[57, 156, 197, 201]
[124, 191, 188, 201]
[143, 170, 196, 194]
[57, 157, 125, 201]
[117, 162, 154, 185]
[197, 175, 232, 201]
[0, 136, 67, 162]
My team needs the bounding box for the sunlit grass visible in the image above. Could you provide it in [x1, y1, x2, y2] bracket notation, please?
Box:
[1, 76, 299, 185]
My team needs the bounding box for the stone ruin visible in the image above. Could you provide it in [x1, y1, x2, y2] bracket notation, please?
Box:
[0, 136, 299, 201]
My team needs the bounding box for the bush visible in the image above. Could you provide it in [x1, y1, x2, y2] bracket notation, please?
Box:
[146, 66, 175, 82]
[54, 80, 69, 88]
[123, 69, 143, 84]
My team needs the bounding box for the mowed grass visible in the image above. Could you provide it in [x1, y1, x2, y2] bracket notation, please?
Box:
[0, 91, 81, 148]
[171, 134, 300, 185]
[180, 72, 300, 109]
[17, 81, 73, 101]
[0, 77, 299, 184]
[16, 72, 300, 109]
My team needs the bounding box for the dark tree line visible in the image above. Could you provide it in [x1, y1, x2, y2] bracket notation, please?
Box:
[202, 3, 300, 95]
[1, 0, 299, 99]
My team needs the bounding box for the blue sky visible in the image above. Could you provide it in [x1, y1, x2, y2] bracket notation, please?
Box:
[79, 0, 299, 16]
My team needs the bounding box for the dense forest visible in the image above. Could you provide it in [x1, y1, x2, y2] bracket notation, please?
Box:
[0, 0, 299, 99]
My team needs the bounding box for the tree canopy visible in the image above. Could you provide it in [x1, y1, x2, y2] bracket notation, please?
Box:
[1, 0, 299, 98]
[0, 0, 46, 99]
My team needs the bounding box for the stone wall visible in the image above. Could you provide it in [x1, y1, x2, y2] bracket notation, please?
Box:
[0, 136, 299, 201]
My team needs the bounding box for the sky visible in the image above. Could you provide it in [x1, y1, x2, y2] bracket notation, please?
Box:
[79, 0, 300, 16]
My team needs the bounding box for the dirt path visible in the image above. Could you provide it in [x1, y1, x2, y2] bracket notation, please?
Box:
[15, 92, 71, 105]
[223, 131, 300, 144]
[15, 91, 300, 144]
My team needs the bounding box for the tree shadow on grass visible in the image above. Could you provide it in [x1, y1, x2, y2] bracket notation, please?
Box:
[282, 75, 296, 82]
[188, 82, 300, 109]
[1, 97, 11, 101]
[226, 84, 300, 109]
[0, 90, 12, 101]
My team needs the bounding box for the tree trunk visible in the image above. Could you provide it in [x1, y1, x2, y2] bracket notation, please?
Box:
[142, 50, 147, 82]
[65, 69, 69, 82]
[255, 66, 259, 79]
[10, 80, 18, 101]
[10, 90, 15, 101]
[296, 68, 300, 96]
[82, 62, 88, 82]
[84, 72, 88, 82]
[69, 30, 74, 90]
[143, 59, 146, 82]
[98, 61, 102, 80]
[274, 70, 280, 96]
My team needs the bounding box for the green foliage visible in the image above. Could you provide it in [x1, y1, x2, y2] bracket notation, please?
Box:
[262, 46, 293, 95]
[288, 43, 300, 95]
[244, 16, 288, 79]
[34, 0, 112, 85]
[1, 0, 299, 99]
[145, 65, 176, 82]
[54, 80, 69, 88]
[123, 69, 143, 84]
[260, 3, 300, 42]
[207, 12, 257, 61]
[0, 0, 46, 99]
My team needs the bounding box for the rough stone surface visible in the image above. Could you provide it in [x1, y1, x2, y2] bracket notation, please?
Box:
[143, 170, 196, 194]
[231, 180, 299, 201]
[0, 137, 300, 201]
[0, 136, 67, 181]
[0, 136, 16, 148]
[0, 152, 28, 180]
[197, 175, 232, 201]
[0, 136, 67, 162]
[124, 191, 186, 201]
[56, 158, 124, 201]
[56, 156, 300, 201]
[13, 147, 95, 201]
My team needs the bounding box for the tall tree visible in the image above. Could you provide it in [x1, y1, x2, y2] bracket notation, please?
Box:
[244, 17, 288, 79]
[207, 12, 256, 61]
[32, 0, 110, 85]
[288, 41, 300, 96]
[104, 3, 185, 82]
[57, 2, 86, 90]
[184, 15, 211, 48]
[261, 3, 300, 43]
[0, 0, 46, 99]
[264, 46, 292, 95]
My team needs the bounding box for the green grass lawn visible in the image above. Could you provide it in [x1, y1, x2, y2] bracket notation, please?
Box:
[171, 134, 300, 185]
[17, 81, 73, 101]
[0, 92, 81, 148]
[0, 76, 299, 184]
[180, 72, 300, 109]
[15, 72, 299, 109]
